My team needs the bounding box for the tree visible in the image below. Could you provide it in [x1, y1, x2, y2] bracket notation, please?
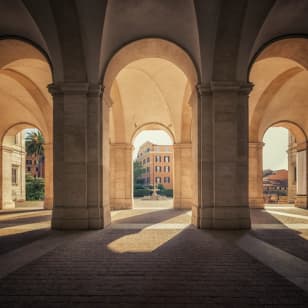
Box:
[133, 160, 145, 185]
[263, 169, 273, 177]
[25, 130, 45, 177]
[26, 174, 45, 200]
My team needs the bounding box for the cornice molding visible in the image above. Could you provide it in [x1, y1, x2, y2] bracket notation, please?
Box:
[48, 83, 103, 97]
[197, 81, 254, 96]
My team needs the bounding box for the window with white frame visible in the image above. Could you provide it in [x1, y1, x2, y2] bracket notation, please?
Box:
[164, 156, 170, 162]
[12, 165, 18, 185]
[155, 165, 161, 172]
[164, 166, 170, 172]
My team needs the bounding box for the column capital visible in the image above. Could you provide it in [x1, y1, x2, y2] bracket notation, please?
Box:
[173, 143, 192, 149]
[249, 141, 264, 149]
[48, 82, 103, 97]
[197, 81, 254, 96]
[110, 143, 134, 150]
[296, 141, 308, 151]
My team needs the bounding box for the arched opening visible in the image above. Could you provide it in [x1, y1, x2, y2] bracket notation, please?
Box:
[103, 38, 198, 222]
[0, 39, 53, 212]
[262, 126, 291, 204]
[1, 125, 48, 209]
[249, 38, 308, 209]
[132, 129, 174, 209]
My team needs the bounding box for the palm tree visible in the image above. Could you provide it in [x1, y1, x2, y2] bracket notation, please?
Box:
[25, 130, 45, 177]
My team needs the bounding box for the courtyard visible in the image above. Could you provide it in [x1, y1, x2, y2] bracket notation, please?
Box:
[0, 200, 307, 307]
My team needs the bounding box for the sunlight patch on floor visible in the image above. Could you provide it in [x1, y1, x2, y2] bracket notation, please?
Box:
[107, 229, 184, 253]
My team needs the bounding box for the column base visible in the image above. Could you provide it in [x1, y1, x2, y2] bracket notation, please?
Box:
[192, 204, 251, 229]
[1, 201, 15, 209]
[174, 198, 192, 209]
[44, 198, 54, 210]
[249, 197, 264, 209]
[51, 206, 111, 230]
[110, 198, 132, 210]
[295, 195, 308, 209]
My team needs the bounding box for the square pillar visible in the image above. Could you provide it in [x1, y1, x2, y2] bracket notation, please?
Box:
[43, 143, 53, 209]
[110, 143, 133, 210]
[1, 146, 16, 209]
[193, 81, 252, 229]
[249, 142, 264, 208]
[295, 145, 308, 209]
[48, 83, 110, 229]
[173, 143, 193, 209]
[287, 134, 297, 203]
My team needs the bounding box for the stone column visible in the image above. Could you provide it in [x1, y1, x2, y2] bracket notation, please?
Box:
[287, 135, 297, 203]
[295, 142, 308, 209]
[43, 143, 53, 209]
[173, 143, 193, 209]
[110, 143, 133, 210]
[48, 83, 110, 229]
[0, 146, 15, 209]
[192, 81, 252, 229]
[0, 146, 3, 209]
[248, 142, 264, 208]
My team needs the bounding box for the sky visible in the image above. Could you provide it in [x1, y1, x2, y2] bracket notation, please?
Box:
[263, 127, 288, 170]
[133, 130, 172, 159]
[133, 128, 289, 171]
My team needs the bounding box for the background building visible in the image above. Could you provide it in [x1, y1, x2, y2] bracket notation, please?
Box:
[26, 154, 45, 178]
[136, 141, 173, 190]
[1, 132, 26, 208]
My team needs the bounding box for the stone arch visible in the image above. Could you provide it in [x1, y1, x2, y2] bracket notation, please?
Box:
[262, 121, 307, 207]
[103, 38, 198, 95]
[0, 37, 53, 76]
[1, 122, 53, 210]
[248, 37, 308, 209]
[105, 38, 198, 212]
[262, 121, 307, 145]
[0, 38, 53, 211]
[131, 122, 175, 145]
[248, 36, 308, 79]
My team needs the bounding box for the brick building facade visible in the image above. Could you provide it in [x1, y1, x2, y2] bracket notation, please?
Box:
[136, 141, 173, 189]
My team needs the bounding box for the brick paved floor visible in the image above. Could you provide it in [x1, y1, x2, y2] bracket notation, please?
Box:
[0, 203, 307, 307]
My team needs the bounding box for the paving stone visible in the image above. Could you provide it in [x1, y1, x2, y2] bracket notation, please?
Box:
[0, 206, 307, 307]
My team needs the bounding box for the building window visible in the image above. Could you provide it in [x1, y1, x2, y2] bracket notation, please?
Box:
[156, 177, 161, 183]
[164, 177, 170, 183]
[12, 166, 18, 185]
[147, 157, 150, 163]
[164, 166, 170, 172]
[146, 167, 150, 173]
[27, 167, 31, 172]
[164, 156, 170, 162]
[143, 159, 146, 165]
[155, 166, 161, 172]
[155, 155, 161, 162]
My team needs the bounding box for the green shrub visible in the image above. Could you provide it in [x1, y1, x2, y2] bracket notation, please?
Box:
[134, 188, 151, 197]
[26, 175, 45, 200]
[159, 189, 173, 197]
[134, 184, 145, 190]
